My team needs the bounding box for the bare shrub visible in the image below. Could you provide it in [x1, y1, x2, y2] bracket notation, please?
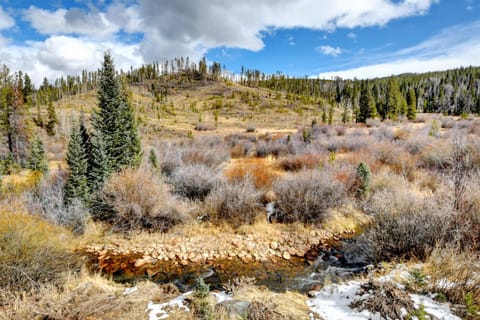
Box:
[420, 143, 453, 170]
[0, 210, 79, 296]
[426, 245, 480, 306]
[194, 123, 215, 131]
[183, 136, 230, 167]
[95, 168, 189, 232]
[373, 124, 394, 141]
[272, 169, 347, 224]
[277, 154, 322, 171]
[389, 151, 418, 181]
[403, 135, 430, 155]
[255, 138, 291, 157]
[25, 171, 89, 234]
[334, 126, 346, 136]
[154, 137, 230, 175]
[350, 280, 414, 319]
[246, 126, 256, 133]
[168, 164, 220, 200]
[365, 118, 381, 128]
[371, 141, 402, 165]
[351, 188, 453, 263]
[230, 140, 255, 158]
[204, 178, 263, 227]
[441, 117, 455, 129]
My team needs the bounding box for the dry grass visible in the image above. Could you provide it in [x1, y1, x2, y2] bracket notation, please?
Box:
[1, 272, 171, 320]
[277, 154, 323, 171]
[426, 245, 480, 306]
[225, 157, 279, 189]
[233, 284, 311, 320]
[0, 209, 79, 297]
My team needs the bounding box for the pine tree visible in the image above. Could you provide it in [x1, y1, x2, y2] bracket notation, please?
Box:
[93, 52, 141, 171]
[356, 162, 371, 198]
[45, 99, 58, 136]
[386, 77, 401, 120]
[358, 82, 377, 123]
[26, 136, 48, 173]
[407, 88, 417, 120]
[64, 121, 89, 204]
[87, 130, 111, 193]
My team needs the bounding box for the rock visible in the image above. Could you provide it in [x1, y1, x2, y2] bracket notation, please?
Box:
[282, 252, 291, 260]
[216, 300, 250, 319]
[270, 241, 279, 250]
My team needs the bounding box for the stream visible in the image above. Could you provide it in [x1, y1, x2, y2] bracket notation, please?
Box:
[117, 240, 372, 294]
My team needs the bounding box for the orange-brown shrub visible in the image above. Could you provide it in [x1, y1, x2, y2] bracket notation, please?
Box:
[277, 154, 322, 171]
[225, 159, 277, 189]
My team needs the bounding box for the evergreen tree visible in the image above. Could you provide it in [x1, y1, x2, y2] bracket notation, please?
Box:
[358, 82, 377, 123]
[407, 88, 417, 120]
[356, 162, 371, 198]
[93, 52, 141, 171]
[26, 136, 48, 173]
[64, 121, 89, 204]
[87, 130, 111, 193]
[45, 99, 58, 136]
[386, 77, 401, 120]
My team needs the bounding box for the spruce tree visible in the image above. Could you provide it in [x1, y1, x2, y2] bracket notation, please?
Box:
[64, 121, 89, 204]
[26, 136, 48, 173]
[94, 52, 141, 171]
[358, 82, 377, 123]
[87, 130, 111, 193]
[407, 88, 417, 120]
[386, 77, 401, 120]
[45, 99, 58, 136]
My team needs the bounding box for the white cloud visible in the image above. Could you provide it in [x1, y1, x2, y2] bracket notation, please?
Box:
[137, 0, 438, 61]
[316, 20, 480, 79]
[0, 36, 142, 85]
[5, 0, 441, 84]
[347, 32, 357, 39]
[0, 6, 14, 30]
[317, 45, 343, 57]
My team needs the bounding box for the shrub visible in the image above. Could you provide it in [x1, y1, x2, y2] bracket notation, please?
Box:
[225, 159, 277, 189]
[365, 118, 380, 128]
[94, 168, 189, 232]
[194, 123, 215, 131]
[26, 171, 89, 234]
[426, 245, 480, 307]
[0, 210, 79, 296]
[277, 154, 321, 171]
[183, 136, 230, 167]
[272, 169, 346, 224]
[168, 164, 220, 200]
[204, 178, 262, 227]
[349, 189, 453, 263]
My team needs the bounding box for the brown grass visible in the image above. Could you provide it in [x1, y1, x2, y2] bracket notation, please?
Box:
[277, 154, 322, 171]
[225, 157, 279, 189]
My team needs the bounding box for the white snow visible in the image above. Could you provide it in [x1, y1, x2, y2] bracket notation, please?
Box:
[212, 291, 233, 303]
[146, 291, 192, 320]
[307, 268, 462, 320]
[411, 294, 461, 320]
[306, 281, 382, 320]
[123, 286, 138, 295]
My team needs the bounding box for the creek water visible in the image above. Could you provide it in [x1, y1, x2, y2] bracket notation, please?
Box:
[118, 241, 371, 294]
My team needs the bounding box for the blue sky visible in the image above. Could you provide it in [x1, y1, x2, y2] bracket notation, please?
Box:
[0, 0, 479, 84]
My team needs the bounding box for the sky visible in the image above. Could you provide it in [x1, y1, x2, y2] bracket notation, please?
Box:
[0, 0, 479, 85]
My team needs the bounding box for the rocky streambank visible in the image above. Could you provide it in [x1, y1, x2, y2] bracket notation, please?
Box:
[82, 228, 348, 281]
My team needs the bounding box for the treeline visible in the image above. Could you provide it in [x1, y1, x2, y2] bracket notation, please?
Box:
[255, 66, 480, 121]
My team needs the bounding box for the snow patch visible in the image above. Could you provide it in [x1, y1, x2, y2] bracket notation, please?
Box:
[123, 286, 138, 295]
[411, 294, 461, 320]
[146, 291, 192, 320]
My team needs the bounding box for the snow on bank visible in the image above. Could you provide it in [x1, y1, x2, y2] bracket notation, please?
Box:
[146, 291, 192, 320]
[145, 291, 233, 320]
[307, 280, 461, 320]
[307, 281, 382, 320]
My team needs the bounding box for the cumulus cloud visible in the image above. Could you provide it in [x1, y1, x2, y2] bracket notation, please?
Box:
[0, 36, 142, 85]
[317, 45, 343, 57]
[7, 0, 441, 84]
[316, 20, 480, 79]
[23, 2, 142, 38]
[0, 6, 14, 30]
[137, 0, 438, 61]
